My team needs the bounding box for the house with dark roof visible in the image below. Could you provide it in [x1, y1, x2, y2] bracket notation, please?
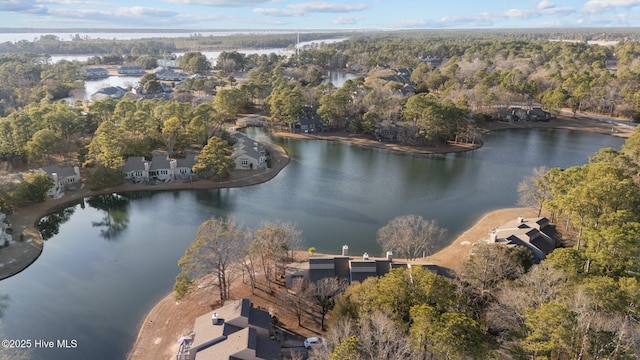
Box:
[122, 157, 149, 183]
[83, 67, 109, 79]
[118, 65, 146, 76]
[527, 107, 552, 121]
[40, 164, 81, 198]
[154, 67, 189, 81]
[176, 152, 198, 181]
[486, 217, 556, 262]
[149, 153, 177, 182]
[90, 86, 128, 101]
[176, 298, 279, 360]
[232, 133, 267, 170]
[293, 107, 324, 133]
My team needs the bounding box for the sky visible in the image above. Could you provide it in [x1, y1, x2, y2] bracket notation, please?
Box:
[0, 0, 639, 30]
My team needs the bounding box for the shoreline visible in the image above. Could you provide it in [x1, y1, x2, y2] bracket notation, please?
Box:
[1, 114, 633, 280]
[0, 142, 290, 280]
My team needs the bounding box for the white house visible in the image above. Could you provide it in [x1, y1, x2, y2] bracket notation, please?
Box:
[149, 154, 177, 182]
[40, 164, 81, 199]
[122, 157, 150, 183]
[232, 133, 267, 170]
[175, 152, 198, 181]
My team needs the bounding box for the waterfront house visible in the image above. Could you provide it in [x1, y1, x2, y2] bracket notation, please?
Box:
[90, 86, 128, 101]
[287, 245, 442, 287]
[486, 216, 556, 262]
[118, 65, 146, 76]
[40, 164, 81, 198]
[83, 67, 109, 79]
[122, 157, 149, 183]
[176, 298, 280, 360]
[175, 152, 198, 181]
[149, 154, 176, 182]
[232, 133, 267, 170]
[293, 107, 324, 133]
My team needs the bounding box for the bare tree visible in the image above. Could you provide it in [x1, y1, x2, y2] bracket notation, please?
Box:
[177, 217, 246, 301]
[358, 311, 412, 360]
[458, 243, 527, 307]
[376, 215, 447, 261]
[311, 277, 346, 331]
[517, 166, 549, 216]
[251, 221, 302, 290]
[285, 278, 312, 327]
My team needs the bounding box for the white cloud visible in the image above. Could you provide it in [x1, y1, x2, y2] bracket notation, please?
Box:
[288, 2, 368, 13]
[253, 7, 301, 16]
[584, 0, 640, 13]
[538, 0, 555, 10]
[255, 1, 368, 18]
[0, 0, 45, 12]
[162, 0, 271, 6]
[332, 15, 363, 24]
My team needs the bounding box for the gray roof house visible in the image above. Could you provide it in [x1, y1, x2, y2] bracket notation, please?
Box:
[40, 164, 81, 199]
[149, 153, 177, 182]
[118, 65, 146, 76]
[176, 298, 279, 360]
[487, 216, 555, 262]
[83, 67, 109, 79]
[122, 157, 149, 183]
[232, 133, 267, 170]
[175, 152, 199, 181]
[154, 67, 189, 81]
[90, 86, 128, 101]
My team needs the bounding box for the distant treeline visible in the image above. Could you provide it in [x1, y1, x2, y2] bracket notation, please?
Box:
[0, 31, 355, 55]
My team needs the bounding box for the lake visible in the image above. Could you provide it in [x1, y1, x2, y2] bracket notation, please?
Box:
[0, 128, 625, 359]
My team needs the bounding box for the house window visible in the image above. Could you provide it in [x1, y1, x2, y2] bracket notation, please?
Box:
[241, 159, 249, 167]
[134, 171, 142, 177]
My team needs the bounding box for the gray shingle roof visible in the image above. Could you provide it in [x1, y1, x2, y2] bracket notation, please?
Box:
[122, 157, 147, 172]
[41, 164, 76, 178]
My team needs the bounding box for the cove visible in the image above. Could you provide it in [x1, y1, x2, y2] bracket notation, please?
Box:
[0, 128, 625, 360]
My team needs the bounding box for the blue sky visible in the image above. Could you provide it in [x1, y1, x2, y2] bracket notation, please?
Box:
[0, 0, 639, 30]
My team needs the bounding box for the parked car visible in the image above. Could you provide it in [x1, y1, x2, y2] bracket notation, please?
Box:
[304, 337, 326, 349]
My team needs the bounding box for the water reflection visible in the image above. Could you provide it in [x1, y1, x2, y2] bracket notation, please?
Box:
[86, 194, 130, 240]
[37, 200, 81, 240]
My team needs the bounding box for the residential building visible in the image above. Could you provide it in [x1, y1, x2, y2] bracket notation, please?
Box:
[118, 65, 146, 76]
[176, 298, 280, 360]
[293, 107, 324, 133]
[287, 245, 441, 287]
[485, 216, 556, 262]
[232, 133, 267, 170]
[149, 154, 177, 182]
[90, 86, 128, 101]
[122, 157, 150, 183]
[83, 67, 109, 79]
[175, 152, 198, 181]
[154, 67, 189, 81]
[40, 164, 81, 198]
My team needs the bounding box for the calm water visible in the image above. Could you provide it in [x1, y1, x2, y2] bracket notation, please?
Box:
[0, 128, 625, 359]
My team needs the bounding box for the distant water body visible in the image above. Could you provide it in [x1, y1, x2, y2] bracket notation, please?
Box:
[0, 29, 339, 43]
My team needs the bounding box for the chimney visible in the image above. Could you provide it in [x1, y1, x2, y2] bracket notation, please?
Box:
[489, 229, 497, 242]
[386, 251, 393, 261]
[342, 245, 348, 256]
[73, 166, 80, 178]
[517, 216, 524, 223]
[363, 252, 369, 260]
